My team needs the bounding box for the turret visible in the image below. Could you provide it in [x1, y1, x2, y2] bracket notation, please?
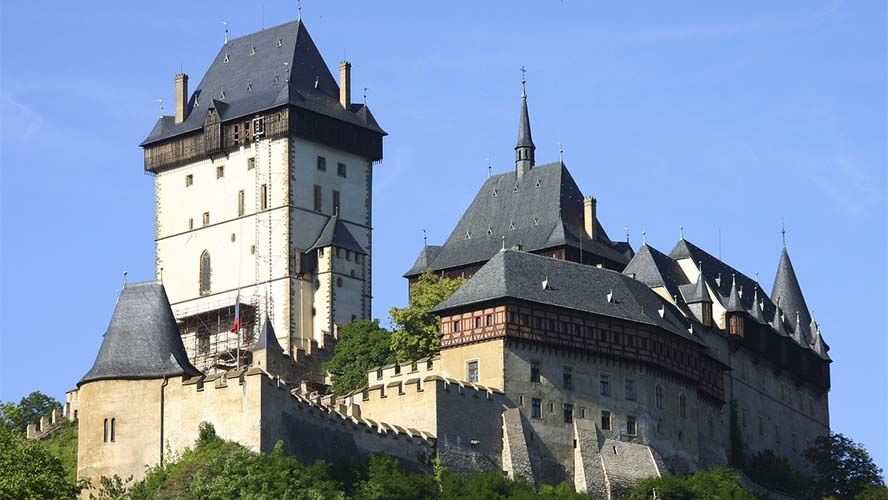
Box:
[772, 244, 811, 342]
[515, 76, 535, 178]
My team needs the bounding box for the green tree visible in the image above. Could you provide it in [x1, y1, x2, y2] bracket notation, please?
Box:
[0, 425, 82, 500]
[389, 271, 465, 362]
[626, 468, 757, 500]
[744, 448, 808, 496]
[0, 391, 62, 433]
[354, 453, 437, 500]
[36, 420, 79, 484]
[324, 320, 396, 396]
[805, 432, 885, 500]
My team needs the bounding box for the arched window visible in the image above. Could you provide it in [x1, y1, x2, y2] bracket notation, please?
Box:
[110, 418, 116, 442]
[199, 250, 211, 295]
[103, 419, 109, 443]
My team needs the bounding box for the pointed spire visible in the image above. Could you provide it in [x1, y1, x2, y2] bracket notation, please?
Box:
[748, 286, 767, 324]
[725, 274, 744, 312]
[254, 318, 284, 352]
[771, 297, 787, 336]
[686, 265, 712, 304]
[515, 67, 535, 177]
[809, 317, 831, 360]
[772, 245, 810, 338]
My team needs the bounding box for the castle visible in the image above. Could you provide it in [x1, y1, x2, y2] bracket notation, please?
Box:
[58, 18, 831, 499]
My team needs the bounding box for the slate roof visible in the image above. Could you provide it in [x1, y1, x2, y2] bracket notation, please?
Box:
[141, 19, 384, 146]
[406, 162, 629, 277]
[771, 247, 811, 342]
[431, 250, 703, 346]
[623, 244, 689, 299]
[747, 287, 768, 324]
[254, 319, 284, 352]
[309, 214, 365, 254]
[516, 93, 534, 150]
[724, 276, 744, 313]
[403, 245, 443, 277]
[79, 282, 200, 385]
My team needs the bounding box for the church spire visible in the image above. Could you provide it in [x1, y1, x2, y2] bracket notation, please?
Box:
[515, 67, 535, 178]
[771, 244, 810, 338]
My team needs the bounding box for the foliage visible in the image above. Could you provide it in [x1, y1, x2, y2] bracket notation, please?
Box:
[0, 424, 82, 500]
[743, 449, 808, 496]
[853, 485, 888, 500]
[36, 420, 79, 484]
[437, 469, 592, 500]
[389, 271, 465, 362]
[624, 467, 757, 500]
[353, 453, 437, 500]
[729, 399, 747, 468]
[804, 432, 885, 500]
[89, 475, 133, 500]
[324, 320, 396, 396]
[0, 390, 62, 433]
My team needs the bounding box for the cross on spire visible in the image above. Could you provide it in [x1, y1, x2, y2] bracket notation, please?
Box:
[781, 217, 787, 248]
[297, 0, 302, 21]
[558, 141, 564, 163]
[520, 66, 527, 97]
[222, 21, 229, 44]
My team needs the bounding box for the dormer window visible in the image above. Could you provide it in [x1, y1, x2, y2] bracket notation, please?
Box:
[273, 72, 280, 85]
[250, 45, 256, 55]
[492, 188, 498, 197]
[246, 81, 253, 92]
[223, 53, 229, 63]
[487, 226, 493, 236]
[514, 184, 519, 193]
[532, 216, 539, 226]
[536, 179, 542, 188]
[219, 89, 226, 100]
[509, 221, 516, 230]
[464, 230, 471, 240]
[277, 38, 283, 47]
[702, 303, 713, 327]
[729, 314, 744, 336]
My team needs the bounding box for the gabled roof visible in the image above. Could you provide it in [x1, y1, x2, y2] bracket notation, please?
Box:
[309, 214, 365, 254]
[623, 244, 689, 301]
[141, 19, 385, 147]
[403, 245, 443, 278]
[254, 319, 284, 352]
[79, 282, 200, 386]
[432, 250, 702, 346]
[407, 162, 629, 276]
[771, 247, 811, 342]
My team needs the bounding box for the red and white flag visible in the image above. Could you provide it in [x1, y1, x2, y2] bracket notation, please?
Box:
[230, 292, 240, 334]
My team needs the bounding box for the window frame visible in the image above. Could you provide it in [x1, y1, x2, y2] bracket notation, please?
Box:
[466, 359, 479, 383]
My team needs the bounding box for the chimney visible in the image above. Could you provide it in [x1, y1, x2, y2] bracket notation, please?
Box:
[583, 196, 597, 241]
[175, 73, 189, 124]
[339, 61, 351, 109]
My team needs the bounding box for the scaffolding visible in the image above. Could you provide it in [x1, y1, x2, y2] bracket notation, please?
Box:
[174, 297, 256, 373]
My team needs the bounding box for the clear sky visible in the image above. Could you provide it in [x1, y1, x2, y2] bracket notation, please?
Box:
[1, 0, 885, 471]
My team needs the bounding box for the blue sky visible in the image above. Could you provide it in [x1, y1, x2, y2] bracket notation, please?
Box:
[1, 1, 885, 471]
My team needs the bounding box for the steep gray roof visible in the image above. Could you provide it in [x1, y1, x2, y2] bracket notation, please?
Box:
[623, 244, 690, 307]
[771, 247, 811, 342]
[407, 162, 628, 276]
[79, 282, 200, 385]
[403, 245, 443, 278]
[516, 93, 535, 150]
[141, 19, 384, 146]
[309, 214, 365, 254]
[254, 319, 284, 352]
[724, 276, 744, 313]
[432, 250, 703, 346]
[747, 287, 768, 324]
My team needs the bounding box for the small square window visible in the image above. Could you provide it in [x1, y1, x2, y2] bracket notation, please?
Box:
[202, 212, 210, 226]
[216, 166, 224, 179]
[185, 174, 193, 187]
[486, 314, 493, 326]
[188, 218, 194, 230]
[337, 162, 347, 178]
[317, 156, 327, 172]
[247, 157, 255, 170]
[548, 402, 555, 414]
[467, 360, 479, 383]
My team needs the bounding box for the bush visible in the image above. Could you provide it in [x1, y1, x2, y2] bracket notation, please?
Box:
[626, 468, 757, 500]
[744, 449, 808, 496]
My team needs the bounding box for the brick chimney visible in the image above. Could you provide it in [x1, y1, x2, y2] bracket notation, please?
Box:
[583, 196, 597, 241]
[339, 61, 351, 109]
[175, 73, 189, 124]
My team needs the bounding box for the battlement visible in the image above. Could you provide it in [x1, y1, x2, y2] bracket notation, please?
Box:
[26, 409, 66, 440]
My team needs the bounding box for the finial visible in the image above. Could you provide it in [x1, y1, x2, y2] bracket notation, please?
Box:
[222, 21, 229, 44]
[698, 260, 703, 275]
[781, 217, 786, 248]
[680, 225, 684, 240]
[283, 62, 290, 82]
[642, 231, 646, 245]
[159, 267, 164, 283]
[123, 271, 128, 288]
[558, 141, 564, 163]
[156, 98, 163, 118]
[755, 271, 760, 286]
[422, 229, 427, 248]
[363, 87, 368, 104]
[520, 66, 527, 97]
[624, 226, 630, 244]
[297, 0, 302, 21]
[502, 235, 506, 251]
[486, 157, 492, 178]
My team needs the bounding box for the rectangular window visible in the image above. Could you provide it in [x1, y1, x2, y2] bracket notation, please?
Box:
[376, 368, 383, 380]
[237, 190, 245, 216]
[518, 395, 525, 406]
[563, 367, 573, 389]
[486, 314, 493, 326]
[185, 174, 193, 187]
[563, 404, 574, 424]
[474, 317, 481, 329]
[216, 165, 224, 179]
[601, 410, 611, 430]
[453, 320, 461, 332]
[103, 418, 109, 443]
[313, 185, 322, 212]
[625, 379, 636, 400]
[333, 190, 341, 214]
[467, 360, 479, 382]
[202, 212, 210, 227]
[247, 157, 255, 170]
[600, 374, 610, 396]
[110, 418, 116, 442]
[260, 184, 268, 210]
[531, 398, 542, 419]
[580, 407, 586, 419]
[317, 156, 327, 172]
[627, 415, 637, 436]
[188, 218, 194, 230]
[530, 361, 541, 383]
[337, 162, 347, 178]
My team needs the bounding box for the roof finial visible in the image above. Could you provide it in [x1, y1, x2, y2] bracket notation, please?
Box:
[156, 98, 164, 118]
[755, 271, 759, 285]
[159, 267, 164, 283]
[123, 271, 128, 289]
[297, 0, 302, 21]
[558, 141, 564, 164]
[642, 231, 647, 245]
[422, 229, 427, 248]
[222, 21, 229, 44]
[624, 226, 630, 244]
[363, 87, 368, 104]
[781, 217, 786, 248]
[520, 65, 527, 98]
[486, 157, 492, 178]
[680, 225, 684, 240]
[502, 235, 506, 251]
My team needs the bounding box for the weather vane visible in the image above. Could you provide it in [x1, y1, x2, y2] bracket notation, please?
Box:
[156, 98, 163, 117]
[520, 66, 527, 96]
[222, 21, 229, 44]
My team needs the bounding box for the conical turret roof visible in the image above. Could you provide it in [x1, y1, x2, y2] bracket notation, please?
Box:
[253, 318, 284, 352]
[79, 282, 200, 385]
[748, 287, 767, 324]
[725, 275, 744, 313]
[516, 87, 535, 151]
[772, 247, 811, 339]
